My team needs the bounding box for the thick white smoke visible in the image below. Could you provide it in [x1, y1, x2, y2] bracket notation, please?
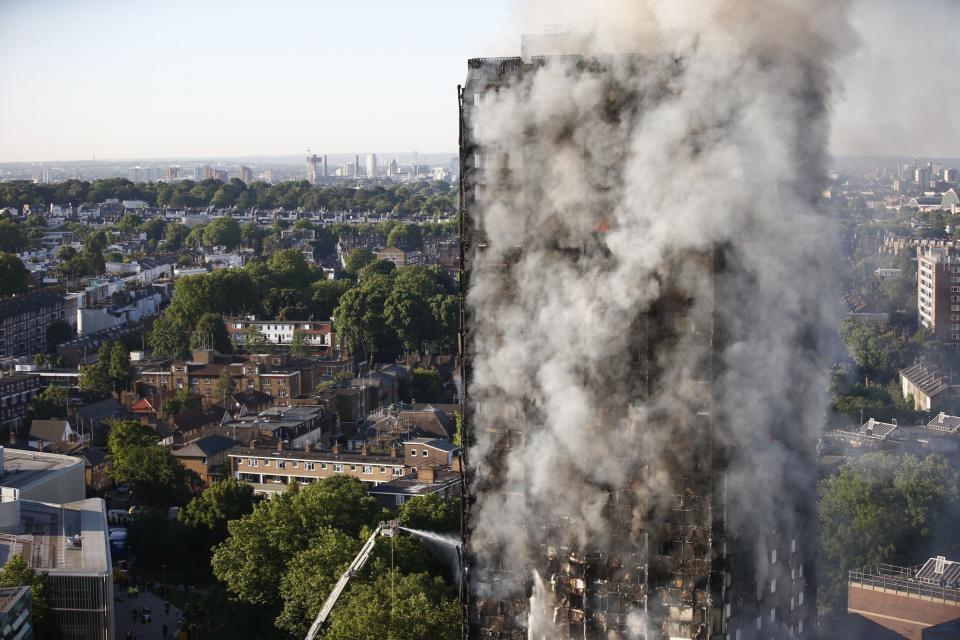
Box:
[464, 1, 851, 637]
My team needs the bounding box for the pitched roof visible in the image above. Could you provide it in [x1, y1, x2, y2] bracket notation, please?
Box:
[401, 409, 455, 440]
[173, 434, 238, 459]
[926, 412, 960, 434]
[405, 437, 459, 453]
[71, 447, 108, 467]
[900, 363, 955, 397]
[171, 406, 225, 433]
[76, 398, 124, 420]
[858, 418, 901, 440]
[29, 419, 71, 442]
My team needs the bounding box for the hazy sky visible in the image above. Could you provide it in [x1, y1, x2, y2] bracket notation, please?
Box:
[0, 0, 957, 163]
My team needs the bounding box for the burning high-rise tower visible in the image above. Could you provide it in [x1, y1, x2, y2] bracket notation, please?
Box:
[458, 5, 848, 638]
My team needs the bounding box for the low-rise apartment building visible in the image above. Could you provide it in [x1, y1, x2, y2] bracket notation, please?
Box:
[0, 373, 41, 432]
[0, 290, 66, 357]
[225, 318, 335, 355]
[140, 350, 303, 405]
[230, 446, 408, 497]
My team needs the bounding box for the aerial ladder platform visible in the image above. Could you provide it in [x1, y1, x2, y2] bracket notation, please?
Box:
[304, 519, 400, 640]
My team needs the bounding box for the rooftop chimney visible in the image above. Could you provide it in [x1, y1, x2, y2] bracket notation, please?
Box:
[361, 445, 370, 456]
[332, 443, 340, 456]
[419, 466, 436, 483]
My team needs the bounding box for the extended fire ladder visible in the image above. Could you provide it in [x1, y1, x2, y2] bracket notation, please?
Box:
[304, 519, 400, 640]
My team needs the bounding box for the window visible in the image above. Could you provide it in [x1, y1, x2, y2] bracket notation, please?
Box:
[791, 538, 797, 553]
[334, 464, 343, 472]
[798, 591, 804, 606]
[769, 608, 776, 623]
[393, 467, 403, 476]
[264, 460, 271, 467]
[411, 450, 417, 457]
[379, 466, 386, 473]
[292, 461, 298, 468]
[321, 463, 327, 470]
[395, 495, 406, 505]
[363, 465, 372, 474]
[304, 462, 315, 471]
[422, 450, 428, 457]
[798, 620, 803, 634]
[247, 459, 258, 468]
[770, 579, 776, 594]
[350, 465, 356, 471]
[771, 549, 777, 564]
[756, 616, 762, 631]
[724, 603, 731, 619]
[790, 597, 795, 611]
[277, 461, 286, 469]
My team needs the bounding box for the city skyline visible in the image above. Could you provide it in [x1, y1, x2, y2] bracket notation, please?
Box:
[0, 0, 958, 163]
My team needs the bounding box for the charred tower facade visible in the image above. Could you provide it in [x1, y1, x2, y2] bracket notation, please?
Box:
[459, 41, 822, 640]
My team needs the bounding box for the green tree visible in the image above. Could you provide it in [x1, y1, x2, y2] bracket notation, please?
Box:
[215, 369, 236, 402]
[203, 217, 241, 249]
[0, 554, 60, 639]
[161, 389, 200, 417]
[275, 528, 360, 635]
[0, 218, 27, 252]
[78, 343, 113, 398]
[401, 368, 445, 403]
[211, 476, 384, 607]
[107, 419, 188, 507]
[286, 329, 308, 358]
[244, 324, 273, 355]
[0, 252, 29, 296]
[190, 313, 232, 354]
[308, 279, 352, 320]
[359, 259, 396, 280]
[108, 341, 131, 392]
[819, 453, 960, 608]
[344, 248, 375, 275]
[397, 494, 460, 533]
[45, 319, 74, 349]
[148, 314, 189, 359]
[334, 274, 395, 362]
[26, 386, 68, 422]
[118, 213, 142, 232]
[323, 572, 460, 640]
[180, 477, 257, 543]
[386, 222, 424, 250]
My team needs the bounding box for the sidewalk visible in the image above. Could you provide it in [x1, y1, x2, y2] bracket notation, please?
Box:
[114, 584, 183, 640]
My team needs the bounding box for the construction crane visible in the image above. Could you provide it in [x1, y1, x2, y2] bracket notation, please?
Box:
[304, 519, 400, 640]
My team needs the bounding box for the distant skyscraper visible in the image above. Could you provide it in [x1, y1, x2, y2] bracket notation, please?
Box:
[355, 155, 361, 177]
[307, 154, 321, 184]
[238, 165, 254, 185]
[164, 165, 179, 181]
[366, 154, 378, 179]
[389, 158, 399, 177]
[945, 168, 958, 183]
[264, 169, 274, 184]
[344, 162, 356, 177]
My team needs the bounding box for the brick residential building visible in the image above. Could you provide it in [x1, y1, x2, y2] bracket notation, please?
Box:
[140, 350, 304, 405]
[230, 445, 409, 497]
[0, 373, 41, 432]
[0, 290, 66, 357]
[918, 249, 960, 347]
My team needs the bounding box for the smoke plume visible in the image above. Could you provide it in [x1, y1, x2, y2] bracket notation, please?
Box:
[463, 0, 850, 637]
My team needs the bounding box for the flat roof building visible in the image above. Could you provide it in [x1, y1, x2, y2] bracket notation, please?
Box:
[0, 498, 113, 640]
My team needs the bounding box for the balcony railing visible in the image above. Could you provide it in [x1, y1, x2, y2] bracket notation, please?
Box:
[849, 564, 960, 605]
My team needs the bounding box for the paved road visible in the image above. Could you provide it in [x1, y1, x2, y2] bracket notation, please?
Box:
[114, 584, 183, 640]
